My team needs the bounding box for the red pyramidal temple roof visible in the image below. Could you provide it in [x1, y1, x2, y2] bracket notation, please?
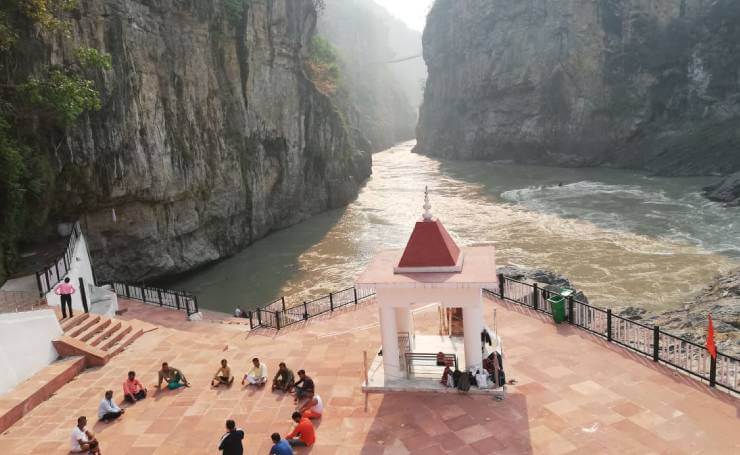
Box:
[397, 219, 461, 269]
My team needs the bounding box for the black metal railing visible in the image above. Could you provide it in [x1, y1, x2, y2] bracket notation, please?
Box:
[35, 222, 82, 296]
[404, 352, 458, 379]
[485, 274, 740, 394]
[105, 281, 199, 316]
[249, 286, 376, 330]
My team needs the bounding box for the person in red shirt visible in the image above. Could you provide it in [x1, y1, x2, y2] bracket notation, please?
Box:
[123, 371, 147, 403]
[285, 411, 315, 448]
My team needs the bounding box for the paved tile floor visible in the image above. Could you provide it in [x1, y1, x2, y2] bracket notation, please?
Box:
[0, 297, 738, 454]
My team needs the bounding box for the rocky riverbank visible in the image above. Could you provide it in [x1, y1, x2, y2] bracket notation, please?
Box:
[619, 269, 740, 357]
[500, 265, 739, 357]
[704, 172, 740, 206]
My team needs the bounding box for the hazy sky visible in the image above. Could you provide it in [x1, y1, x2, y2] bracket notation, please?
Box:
[373, 0, 435, 32]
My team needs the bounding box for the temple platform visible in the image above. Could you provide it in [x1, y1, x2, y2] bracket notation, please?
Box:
[0, 297, 738, 454]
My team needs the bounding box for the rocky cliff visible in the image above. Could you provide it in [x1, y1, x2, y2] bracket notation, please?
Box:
[416, 0, 740, 176]
[34, 0, 371, 282]
[318, 0, 420, 152]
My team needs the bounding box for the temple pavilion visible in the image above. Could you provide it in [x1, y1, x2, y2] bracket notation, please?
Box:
[356, 188, 503, 393]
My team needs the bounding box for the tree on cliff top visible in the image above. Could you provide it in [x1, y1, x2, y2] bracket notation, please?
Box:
[0, 0, 110, 281]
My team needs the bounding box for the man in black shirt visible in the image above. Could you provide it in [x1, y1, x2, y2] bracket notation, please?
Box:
[293, 369, 315, 403]
[218, 419, 244, 455]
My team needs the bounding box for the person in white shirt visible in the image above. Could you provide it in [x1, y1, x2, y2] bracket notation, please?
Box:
[70, 416, 101, 454]
[98, 390, 125, 423]
[242, 357, 268, 386]
[298, 393, 324, 419]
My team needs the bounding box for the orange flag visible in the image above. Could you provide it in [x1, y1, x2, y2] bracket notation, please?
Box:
[706, 314, 717, 360]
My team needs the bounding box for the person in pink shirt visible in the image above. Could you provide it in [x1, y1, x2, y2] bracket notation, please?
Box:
[123, 371, 147, 403]
[54, 277, 76, 318]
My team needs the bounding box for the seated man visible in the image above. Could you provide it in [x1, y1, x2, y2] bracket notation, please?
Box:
[299, 393, 323, 419]
[293, 369, 314, 402]
[70, 416, 101, 454]
[212, 359, 235, 387]
[271, 362, 295, 393]
[123, 370, 147, 403]
[285, 411, 316, 448]
[98, 390, 125, 423]
[269, 432, 293, 455]
[156, 362, 190, 391]
[242, 357, 268, 386]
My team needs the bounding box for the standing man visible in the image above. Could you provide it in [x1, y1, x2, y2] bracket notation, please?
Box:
[218, 419, 244, 455]
[98, 390, 124, 422]
[70, 416, 100, 454]
[55, 277, 76, 319]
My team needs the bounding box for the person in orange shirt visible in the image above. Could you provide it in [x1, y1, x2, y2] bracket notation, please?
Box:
[123, 371, 147, 403]
[285, 411, 315, 448]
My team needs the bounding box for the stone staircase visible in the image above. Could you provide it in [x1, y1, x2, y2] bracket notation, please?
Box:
[53, 313, 151, 366]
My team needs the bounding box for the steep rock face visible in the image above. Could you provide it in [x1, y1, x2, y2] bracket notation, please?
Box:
[704, 171, 740, 206]
[416, 0, 740, 176]
[41, 0, 370, 282]
[319, 0, 420, 152]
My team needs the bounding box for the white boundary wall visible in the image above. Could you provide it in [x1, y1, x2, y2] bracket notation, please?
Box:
[0, 309, 62, 395]
[45, 233, 117, 315]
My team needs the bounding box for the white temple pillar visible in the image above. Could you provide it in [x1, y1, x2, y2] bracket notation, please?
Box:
[463, 300, 484, 370]
[395, 307, 413, 349]
[379, 305, 401, 378]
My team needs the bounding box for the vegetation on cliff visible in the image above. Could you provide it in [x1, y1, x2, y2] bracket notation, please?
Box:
[0, 0, 109, 280]
[318, 0, 423, 152]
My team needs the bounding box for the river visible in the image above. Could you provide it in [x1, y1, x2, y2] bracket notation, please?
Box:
[170, 141, 740, 314]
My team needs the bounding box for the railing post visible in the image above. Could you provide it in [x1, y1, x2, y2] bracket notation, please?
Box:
[257, 309, 262, 326]
[498, 273, 505, 299]
[36, 272, 43, 297]
[175, 294, 181, 311]
[709, 355, 717, 387]
[354, 288, 358, 305]
[329, 292, 334, 312]
[157, 289, 163, 306]
[303, 302, 308, 320]
[276, 311, 281, 330]
[653, 326, 660, 362]
[606, 309, 612, 342]
[568, 296, 574, 323]
[78, 277, 89, 313]
[193, 296, 199, 314]
[532, 283, 539, 310]
[281, 296, 286, 312]
[45, 271, 50, 295]
[54, 262, 60, 283]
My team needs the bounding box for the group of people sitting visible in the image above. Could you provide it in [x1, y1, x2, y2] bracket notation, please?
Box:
[210, 358, 323, 452]
[71, 364, 188, 453]
[70, 358, 324, 454]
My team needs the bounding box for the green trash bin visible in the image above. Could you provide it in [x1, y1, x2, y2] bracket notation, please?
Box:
[548, 295, 566, 323]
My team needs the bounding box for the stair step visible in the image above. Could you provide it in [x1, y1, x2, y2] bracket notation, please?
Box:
[76, 318, 112, 342]
[60, 313, 89, 332]
[99, 324, 132, 351]
[104, 326, 144, 356]
[89, 321, 122, 347]
[68, 315, 102, 337]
